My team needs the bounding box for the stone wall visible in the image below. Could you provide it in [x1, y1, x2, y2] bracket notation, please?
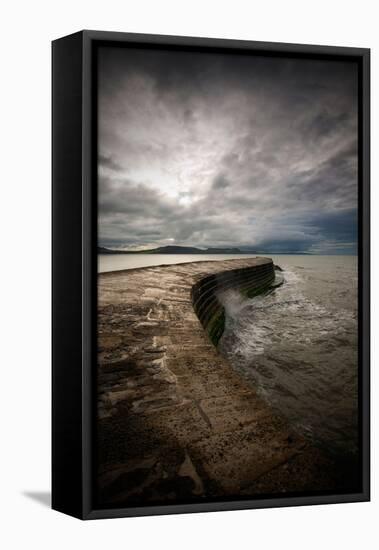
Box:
[97, 258, 336, 507]
[191, 260, 275, 345]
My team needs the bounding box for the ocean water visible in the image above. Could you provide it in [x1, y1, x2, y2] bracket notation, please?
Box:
[218, 255, 358, 457]
[98, 253, 262, 273]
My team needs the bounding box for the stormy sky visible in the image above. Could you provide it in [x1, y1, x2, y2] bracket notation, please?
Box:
[98, 46, 358, 254]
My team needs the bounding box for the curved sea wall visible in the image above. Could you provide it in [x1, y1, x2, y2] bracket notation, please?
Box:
[191, 260, 275, 345]
[97, 258, 334, 508]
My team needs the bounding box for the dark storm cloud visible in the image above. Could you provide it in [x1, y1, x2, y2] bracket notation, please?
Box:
[212, 174, 230, 190]
[98, 153, 123, 172]
[98, 46, 358, 253]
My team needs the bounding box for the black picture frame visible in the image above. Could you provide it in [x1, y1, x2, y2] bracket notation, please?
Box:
[52, 30, 370, 520]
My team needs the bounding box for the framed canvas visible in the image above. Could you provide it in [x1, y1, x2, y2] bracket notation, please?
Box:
[52, 30, 370, 519]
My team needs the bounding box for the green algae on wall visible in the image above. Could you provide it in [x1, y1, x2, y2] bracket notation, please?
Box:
[191, 260, 275, 346]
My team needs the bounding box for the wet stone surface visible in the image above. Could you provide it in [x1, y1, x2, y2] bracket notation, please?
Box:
[97, 258, 338, 507]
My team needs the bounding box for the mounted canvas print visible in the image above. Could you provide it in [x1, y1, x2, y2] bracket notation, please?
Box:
[52, 31, 370, 519]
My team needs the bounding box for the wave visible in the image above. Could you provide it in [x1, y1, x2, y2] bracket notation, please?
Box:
[218, 260, 358, 456]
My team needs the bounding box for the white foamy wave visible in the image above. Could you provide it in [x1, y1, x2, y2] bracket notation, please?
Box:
[218, 258, 359, 456]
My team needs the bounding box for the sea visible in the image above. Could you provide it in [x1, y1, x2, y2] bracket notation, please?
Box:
[98, 253, 264, 273]
[98, 253, 358, 457]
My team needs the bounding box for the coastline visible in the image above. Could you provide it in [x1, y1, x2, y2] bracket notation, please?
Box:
[97, 258, 341, 507]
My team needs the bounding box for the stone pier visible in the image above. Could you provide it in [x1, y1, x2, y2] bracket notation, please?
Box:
[97, 258, 335, 507]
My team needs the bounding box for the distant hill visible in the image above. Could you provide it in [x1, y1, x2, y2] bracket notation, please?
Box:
[97, 245, 256, 255]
